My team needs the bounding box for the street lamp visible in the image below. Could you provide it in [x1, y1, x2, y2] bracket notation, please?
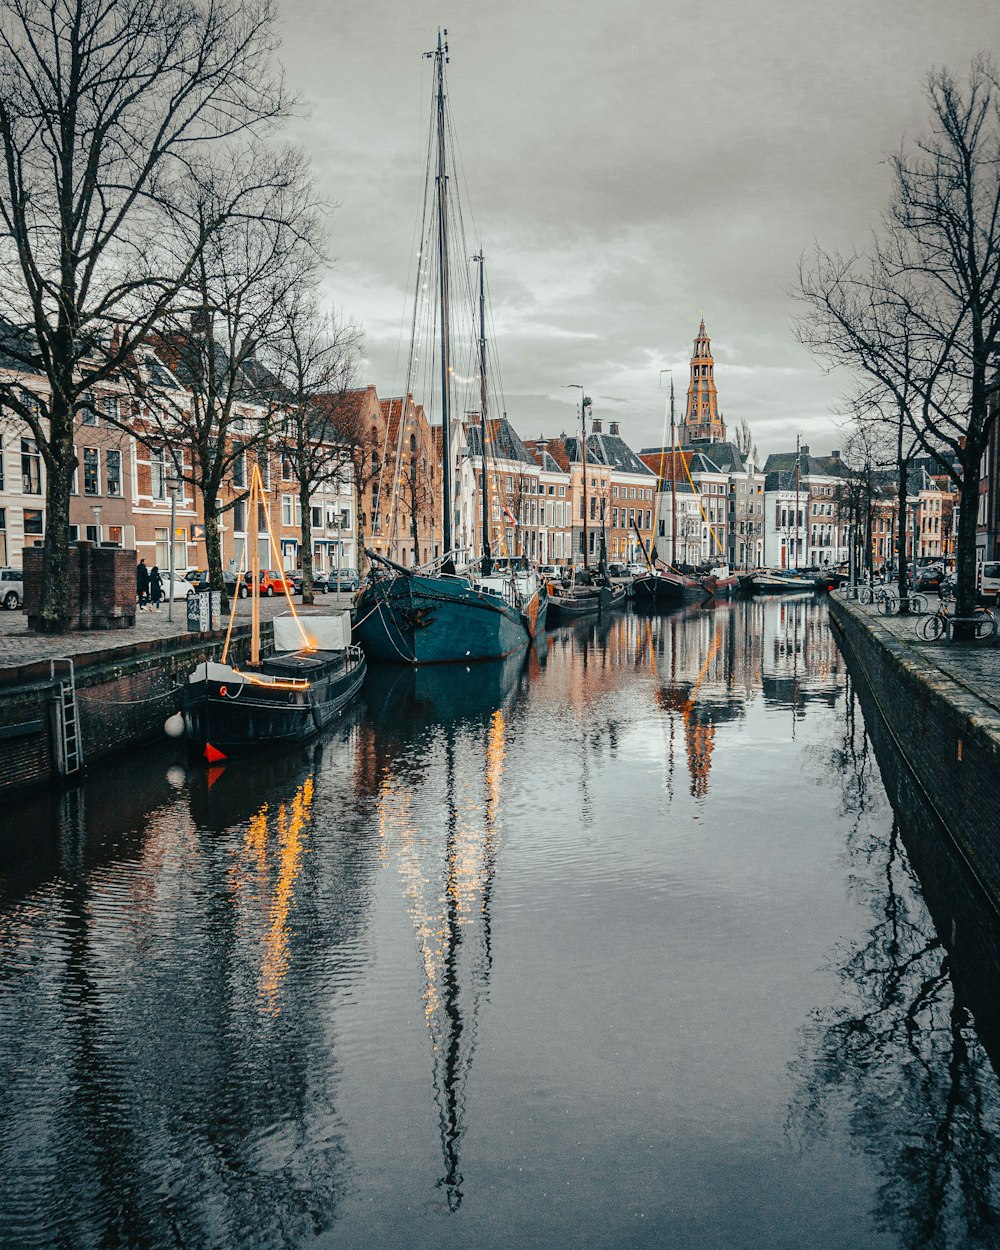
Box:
[91, 504, 102, 546]
[166, 467, 181, 623]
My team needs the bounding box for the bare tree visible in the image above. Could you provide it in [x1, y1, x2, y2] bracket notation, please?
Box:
[138, 155, 323, 596]
[734, 417, 758, 468]
[798, 57, 1000, 629]
[0, 0, 287, 631]
[272, 299, 362, 602]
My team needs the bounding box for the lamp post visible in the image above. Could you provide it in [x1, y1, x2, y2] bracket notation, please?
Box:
[166, 469, 180, 623]
[91, 504, 102, 546]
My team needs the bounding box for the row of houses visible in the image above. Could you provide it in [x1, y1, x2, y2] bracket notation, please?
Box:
[0, 314, 980, 579]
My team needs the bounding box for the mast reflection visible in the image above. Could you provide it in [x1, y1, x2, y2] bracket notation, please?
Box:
[362, 660, 517, 1210]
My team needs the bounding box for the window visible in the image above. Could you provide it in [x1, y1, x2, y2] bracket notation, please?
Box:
[81, 397, 98, 426]
[83, 447, 100, 495]
[0, 508, 5, 564]
[103, 395, 119, 422]
[0, 440, 4, 491]
[558, 485, 566, 497]
[233, 499, 246, 533]
[151, 447, 166, 500]
[106, 450, 121, 497]
[155, 527, 169, 568]
[281, 451, 293, 480]
[107, 525, 123, 547]
[612, 507, 619, 528]
[21, 438, 41, 494]
[68, 524, 79, 542]
[258, 452, 270, 489]
[85, 524, 98, 542]
[281, 495, 294, 526]
[23, 507, 43, 535]
[311, 506, 323, 528]
[232, 447, 246, 489]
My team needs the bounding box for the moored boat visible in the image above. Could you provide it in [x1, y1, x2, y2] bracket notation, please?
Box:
[358, 551, 545, 664]
[701, 564, 740, 598]
[353, 38, 544, 665]
[632, 568, 709, 606]
[184, 613, 366, 756]
[749, 569, 815, 594]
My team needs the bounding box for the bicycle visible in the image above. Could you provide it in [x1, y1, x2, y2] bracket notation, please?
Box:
[858, 583, 890, 606]
[879, 591, 928, 615]
[918, 596, 997, 640]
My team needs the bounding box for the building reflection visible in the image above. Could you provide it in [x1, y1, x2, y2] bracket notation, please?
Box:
[0, 725, 375, 1248]
[792, 676, 1000, 1247]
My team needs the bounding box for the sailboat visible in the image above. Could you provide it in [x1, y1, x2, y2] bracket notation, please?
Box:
[355, 34, 546, 665]
[183, 465, 367, 757]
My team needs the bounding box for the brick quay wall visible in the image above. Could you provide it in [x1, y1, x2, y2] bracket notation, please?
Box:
[829, 593, 1000, 910]
[0, 623, 271, 799]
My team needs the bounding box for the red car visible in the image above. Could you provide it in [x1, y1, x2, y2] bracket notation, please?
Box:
[242, 568, 292, 597]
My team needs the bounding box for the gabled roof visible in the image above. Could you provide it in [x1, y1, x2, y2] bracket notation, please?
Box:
[586, 429, 655, 475]
[466, 416, 537, 466]
[762, 449, 851, 479]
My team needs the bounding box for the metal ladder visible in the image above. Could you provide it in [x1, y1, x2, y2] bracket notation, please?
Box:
[50, 658, 83, 777]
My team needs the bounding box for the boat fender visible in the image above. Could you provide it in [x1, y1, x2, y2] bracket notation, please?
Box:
[219, 685, 227, 696]
[164, 712, 184, 738]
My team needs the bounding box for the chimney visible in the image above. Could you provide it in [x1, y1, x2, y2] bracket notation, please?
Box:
[830, 449, 840, 460]
[191, 308, 213, 337]
[609, 421, 620, 436]
[800, 443, 810, 457]
[592, 418, 602, 434]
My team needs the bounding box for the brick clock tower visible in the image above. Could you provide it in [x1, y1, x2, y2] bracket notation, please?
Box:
[678, 316, 727, 447]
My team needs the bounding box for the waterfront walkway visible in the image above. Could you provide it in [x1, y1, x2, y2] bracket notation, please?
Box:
[835, 591, 1000, 722]
[0, 593, 354, 673]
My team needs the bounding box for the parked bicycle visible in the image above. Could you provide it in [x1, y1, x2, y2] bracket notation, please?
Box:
[878, 591, 928, 615]
[918, 596, 998, 640]
[858, 583, 891, 606]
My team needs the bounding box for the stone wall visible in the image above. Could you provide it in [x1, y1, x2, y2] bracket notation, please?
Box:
[830, 595, 1000, 908]
[0, 623, 267, 799]
[23, 542, 137, 629]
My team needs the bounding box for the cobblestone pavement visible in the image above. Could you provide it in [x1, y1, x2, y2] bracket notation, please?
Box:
[842, 592, 1000, 716]
[0, 592, 355, 672]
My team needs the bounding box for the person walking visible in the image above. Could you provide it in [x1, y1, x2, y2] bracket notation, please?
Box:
[149, 564, 164, 611]
[136, 558, 150, 611]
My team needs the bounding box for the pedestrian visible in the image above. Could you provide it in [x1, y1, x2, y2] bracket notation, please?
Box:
[149, 564, 163, 611]
[136, 557, 150, 611]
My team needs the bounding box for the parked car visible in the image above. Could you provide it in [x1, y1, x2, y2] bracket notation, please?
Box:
[914, 565, 945, 591]
[291, 570, 330, 595]
[159, 568, 202, 600]
[0, 566, 24, 609]
[328, 567, 360, 592]
[979, 561, 1000, 603]
[257, 569, 292, 597]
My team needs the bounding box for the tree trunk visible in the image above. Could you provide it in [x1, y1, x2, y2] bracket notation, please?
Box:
[953, 456, 982, 637]
[355, 477, 367, 576]
[204, 491, 226, 602]
[37, 406, 75, 633]
[299, 479, 313, 604]
[896, 458, 909, 608]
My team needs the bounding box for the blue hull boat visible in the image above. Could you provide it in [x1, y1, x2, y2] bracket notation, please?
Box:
[355, 566, 545, 665]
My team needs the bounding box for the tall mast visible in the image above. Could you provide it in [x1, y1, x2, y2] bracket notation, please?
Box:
[670, 377, 677, 567]
[581, 396, 588, 569]
[794, 430, 801, 570]
[432, 30, 453, 558]
[474, 252, 493, 574]
[250, 465, 261, 665]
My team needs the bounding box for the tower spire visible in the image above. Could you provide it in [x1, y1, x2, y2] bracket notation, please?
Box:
[678, 313, 726, 447]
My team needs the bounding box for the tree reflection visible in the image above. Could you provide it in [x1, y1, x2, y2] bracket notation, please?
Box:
[792, 687, 1000, 1248]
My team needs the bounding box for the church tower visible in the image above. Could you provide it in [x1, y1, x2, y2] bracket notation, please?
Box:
[678, 316, 727, 447]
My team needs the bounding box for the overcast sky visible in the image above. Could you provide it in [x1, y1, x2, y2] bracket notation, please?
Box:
[277, 0, 999, 459]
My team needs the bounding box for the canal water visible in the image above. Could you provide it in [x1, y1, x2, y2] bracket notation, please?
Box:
[2, 597, 1000, 1250]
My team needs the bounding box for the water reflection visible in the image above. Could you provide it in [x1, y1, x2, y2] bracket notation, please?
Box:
[793, 672, 1000, 1249]
[4, 600, 1000, 1248]
[361, 658, 519, 1211]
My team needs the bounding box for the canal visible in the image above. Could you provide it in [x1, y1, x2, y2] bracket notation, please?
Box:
[2, 597, 1000, 1249]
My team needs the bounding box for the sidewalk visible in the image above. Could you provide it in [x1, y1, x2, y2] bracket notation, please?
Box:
[841, 593, 1000, 718]
[0, 592, 355, 673]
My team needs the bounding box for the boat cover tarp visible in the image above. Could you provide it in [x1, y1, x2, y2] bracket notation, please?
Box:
[274, 613, 350, 653]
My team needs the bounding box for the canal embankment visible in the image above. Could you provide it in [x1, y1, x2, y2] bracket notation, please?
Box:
[0, 595, 349, 798]
[829, 592, 1000, 911]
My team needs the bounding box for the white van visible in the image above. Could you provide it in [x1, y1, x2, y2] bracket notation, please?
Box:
[979, 560, 1000, 603]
